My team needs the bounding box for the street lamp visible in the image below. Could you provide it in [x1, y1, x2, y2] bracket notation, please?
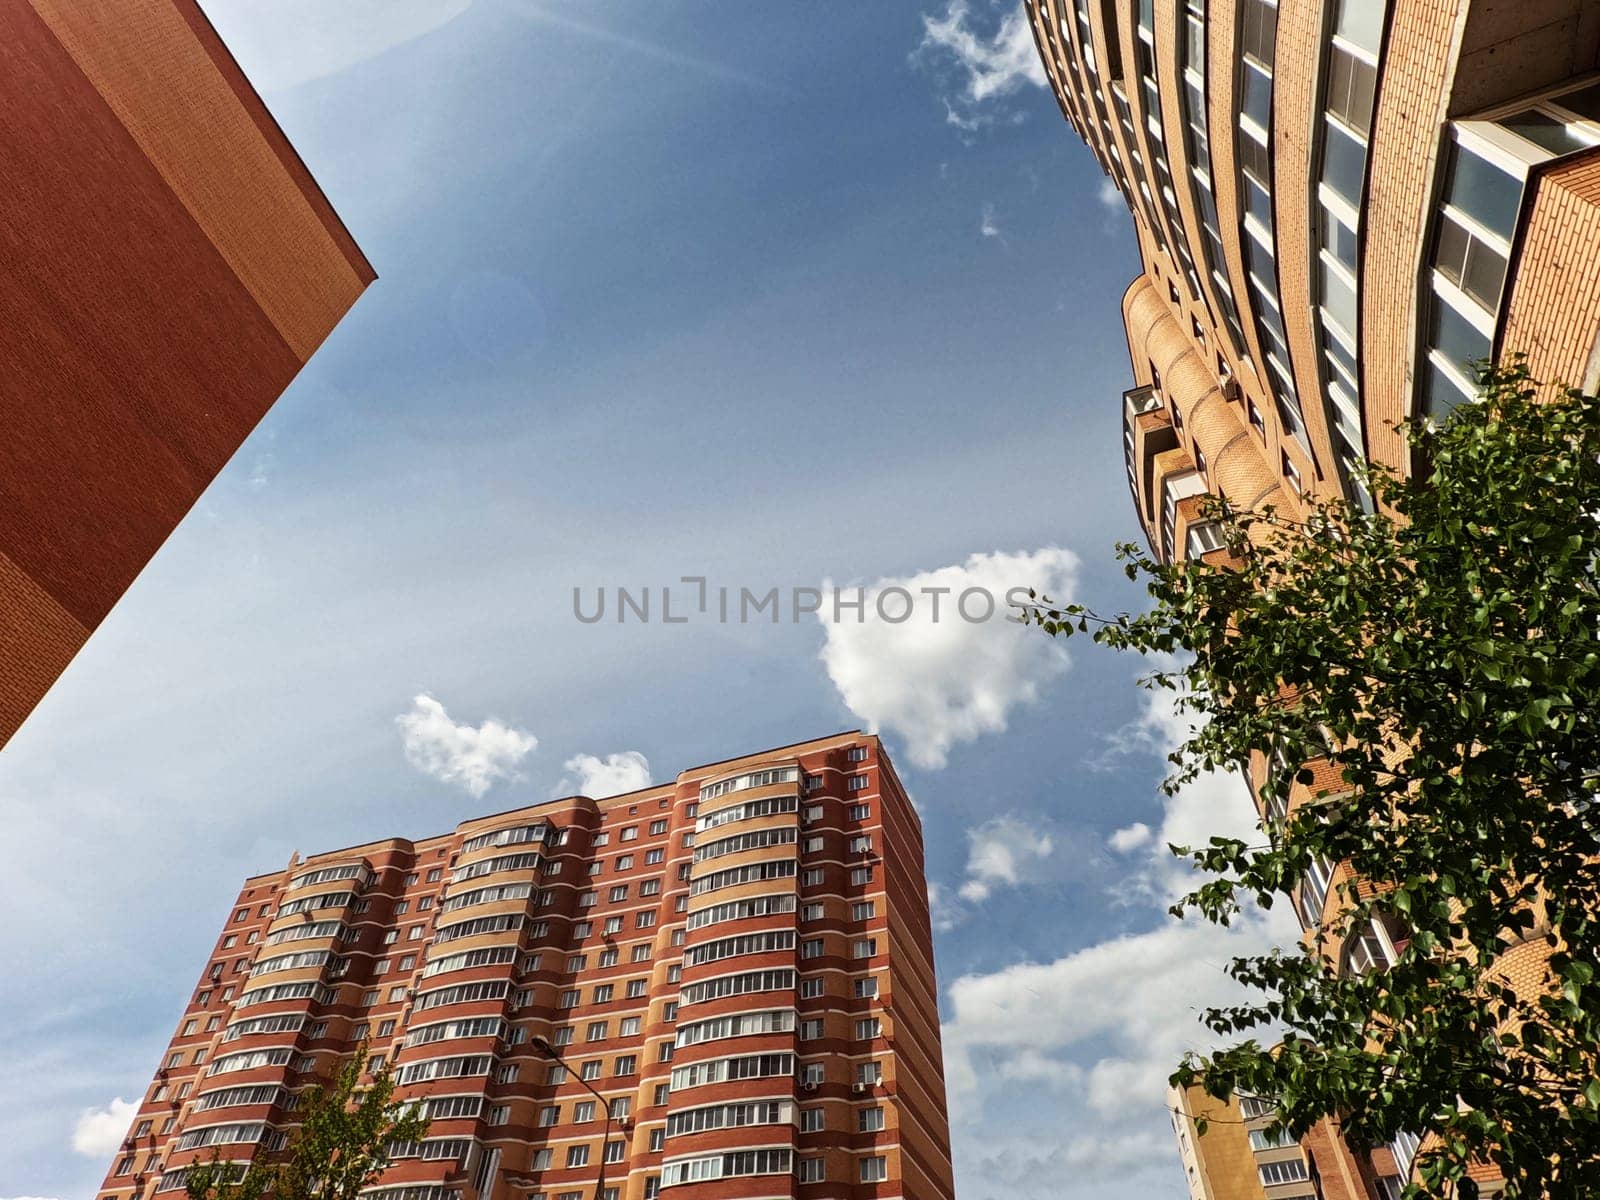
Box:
[531, 1035, 612, 1200]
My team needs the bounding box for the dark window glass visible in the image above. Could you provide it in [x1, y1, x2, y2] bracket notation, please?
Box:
[1429, 298, 1491, 378]
[1501, 109, 1589, 157]
[1323, 120, 1366, 206]
[1242, 62, 1272, 129]
[1241, 0, 1278, 67]
[1446, 145, 1522, 239]
[1423, 359, 1473, 422]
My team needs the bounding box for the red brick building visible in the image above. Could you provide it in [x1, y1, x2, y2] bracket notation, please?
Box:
[98, 733, 956, 1200]
[0, 0, 372, 749]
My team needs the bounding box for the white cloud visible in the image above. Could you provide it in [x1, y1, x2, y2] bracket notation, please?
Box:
[928, 881, 961, 932]
[1097, 178, 1123, 210]
[916, 0, 1048, 131]
[980, 202, 1004, 240]
[559, 751, 652, 799]
[395, 694, 537, 798]
[198, 0, 473, 92]
[942, 910, 1298, 1123]
[958, 813, 1054, 902]
[1107, 677, 1263, 903]
[1108, 821, 1152, 853]
[71, 1097, 136, 1158]
[818, 547, 1078, 770]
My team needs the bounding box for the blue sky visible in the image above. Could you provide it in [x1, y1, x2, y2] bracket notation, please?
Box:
[0, 4, 1297, 1197]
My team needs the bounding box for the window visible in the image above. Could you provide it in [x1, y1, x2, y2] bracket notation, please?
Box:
[850, 866, 872, 886]
[636, 911, 656, 929]
[663, 1001, 678, 1021]
[803, 835, 823, 854]
[801, 1062, 825, 1086]
[620, 826, 638, 842]
[566, 1145, 590, 1169]
[549, 1028, 574, 1049]
[588, 1021, 609, 1042]
[581, 1060, 603, 1081]
[547, 1065, 569, 1085]
[620, 1016, 642, 1037]
[848, 774, 868, 790]
[645, 848, 664, 864]
[540, 1105, 560, 1127]
[853, 938, 877, 959]
[654, 1084, 671, 1106]
[594, 833, 611, 847]
[650, 1128, 665, 1152]
[802, 868, 824, 887]
[604, 916, 624, 935]
[1259, 1159, 1310, 1186]
[610, 1097, 631, 1120]
[627, 979, 648, 998]
[847, 746, 868, 762]
[800, 978, 824, 998]
[532, 1150, 553, 1171]
[640, 878, 661, 896]
[800, 1107, 824, 1133]
[804, 774, 822, 790]
[594, 984, 615, 1003]
[847, 803, 870, 821]
[799, 1159, 825, 1183]
[802, 938, 823, 959]
[575, 1100, 596, 1122]
[616, 855, 633, 871]
[860, 1106, 885, 1132]
[650, 819, 668, 835]
[604, 1141, 625, 1165]
[418, 896, 433, 910]
[589, 861, 604, 876]
[615, 1055, 637, 1076]
[599, 949, 619, 968]
[857, 1061, 883, 1086]
[658, 1042, 674, 1062]
[860, 1156, 888, 1183]
[609, 885, 628, 902]
[801, 1018, 823, 1040]
[1281, 452, 1303, 494]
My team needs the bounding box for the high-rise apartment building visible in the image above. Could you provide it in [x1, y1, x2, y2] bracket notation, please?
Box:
[1027, 0, 1600, 561]
[96, 733, 954, 1200]
[1169, 1082, 1313, 1200]
[1024, 2, 1600, 1193]
[0, 0, 372, 750]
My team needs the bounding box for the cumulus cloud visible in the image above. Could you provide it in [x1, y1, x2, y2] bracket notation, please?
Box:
[395, 694, 537, 798]
[1097, 178, 1123, 210]
[915, 0, 1048, 131]
[958, 813, 1054, 902]
[199, 0, 473, 92]
[818, 547, 1078, 770]
[559, 751, 652, 799]
[71, 1097, 136, 1158]
[1108, 821, 1152, 853]
[942, 909, 1298, 1123]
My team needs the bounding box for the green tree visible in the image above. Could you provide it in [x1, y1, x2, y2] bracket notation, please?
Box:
[1023, 362, 1600, 1198]
[186, 1048, 429, 1200]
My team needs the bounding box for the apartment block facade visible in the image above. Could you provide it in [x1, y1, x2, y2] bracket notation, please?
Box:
[1169, 1083, 1312, 1200]
[1025, 1, 1600, 1193]
[97, 733, 954, 1200]
[0, 0, 372, 750]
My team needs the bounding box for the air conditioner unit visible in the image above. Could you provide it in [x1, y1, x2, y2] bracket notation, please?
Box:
[1219, 373, 1241, 402]
[852, 1082, 868, 1094]
[801, 1080, 818, 1093]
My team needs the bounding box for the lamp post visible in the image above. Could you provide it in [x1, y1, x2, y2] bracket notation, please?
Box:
[531, 1035, 612, 1200]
